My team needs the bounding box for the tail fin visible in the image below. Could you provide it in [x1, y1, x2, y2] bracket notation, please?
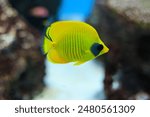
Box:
[43, 37, 53, 54]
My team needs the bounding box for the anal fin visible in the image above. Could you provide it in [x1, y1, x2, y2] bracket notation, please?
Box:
[47, 49, 68, 64]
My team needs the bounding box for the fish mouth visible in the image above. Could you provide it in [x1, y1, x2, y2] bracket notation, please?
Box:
[100, 45, 109, 55]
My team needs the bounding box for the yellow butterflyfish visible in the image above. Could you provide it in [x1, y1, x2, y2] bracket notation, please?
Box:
[43, 21, 109, 65]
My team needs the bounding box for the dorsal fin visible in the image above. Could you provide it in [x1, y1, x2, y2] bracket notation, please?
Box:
[49, 21, 96, 42]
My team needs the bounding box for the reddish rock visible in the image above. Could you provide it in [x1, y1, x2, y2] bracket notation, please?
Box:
[0, 0, 45, 99]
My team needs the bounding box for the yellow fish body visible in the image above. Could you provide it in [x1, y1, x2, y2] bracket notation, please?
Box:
[43, 21, 109, 65]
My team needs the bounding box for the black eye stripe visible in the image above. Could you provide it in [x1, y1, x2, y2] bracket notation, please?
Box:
[97, 44, 103, 51]
[90, 43, 103, 56]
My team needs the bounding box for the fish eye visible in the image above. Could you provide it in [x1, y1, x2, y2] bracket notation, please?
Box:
[91, 43, 103, 56]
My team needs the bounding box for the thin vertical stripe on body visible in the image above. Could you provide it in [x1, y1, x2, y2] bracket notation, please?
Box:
[71, 29, 76, 60]
[64, 34, 68, 60]
[60, 29, 82, 61]
[75, 30, 80, 60]
[57, 27, 89, 62]
[73, 29, 81, 61]
[77, 30, 82, 60]
[68, 33, 72, 60]
[71, 30, 77, 60]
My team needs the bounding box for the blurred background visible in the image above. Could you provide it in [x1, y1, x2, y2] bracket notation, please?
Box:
[0, 0, 149, 100]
